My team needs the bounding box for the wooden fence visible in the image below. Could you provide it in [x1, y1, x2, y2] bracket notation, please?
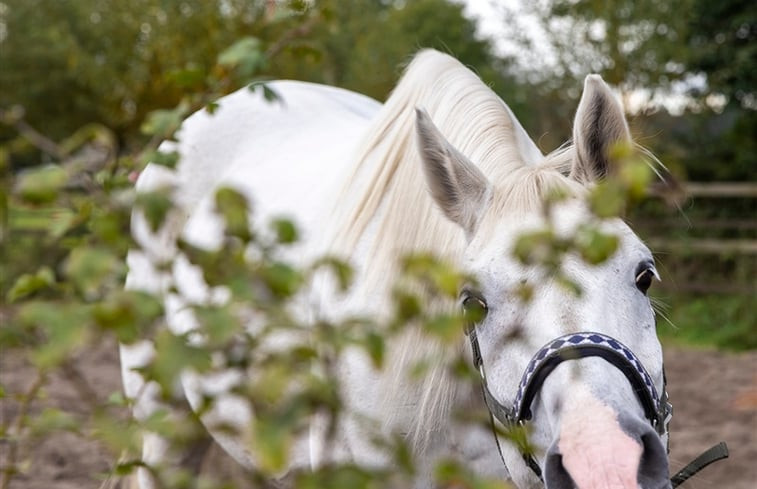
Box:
[635, 182, 756, 294]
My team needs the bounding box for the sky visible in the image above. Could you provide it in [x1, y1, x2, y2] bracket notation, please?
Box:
[460, 0, 703, 114]
[461, 0, 548, 62]
[462, 0, 504, 42]
[460, 0, 566, 83]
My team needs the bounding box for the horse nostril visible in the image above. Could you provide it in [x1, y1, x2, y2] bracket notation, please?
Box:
[618, 413, 672, 489]
[544, 449, 575, 489]
[638, 431, 670, 489]
[544, 413, 671, 489]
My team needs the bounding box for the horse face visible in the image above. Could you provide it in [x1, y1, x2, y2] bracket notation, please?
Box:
[415, 76, 670, 489]
[465, 202, 667, 488]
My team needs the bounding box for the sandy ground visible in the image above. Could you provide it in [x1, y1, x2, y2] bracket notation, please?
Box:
[1, 339, 755, 489]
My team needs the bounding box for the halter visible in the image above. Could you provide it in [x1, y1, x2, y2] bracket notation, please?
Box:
[464, 322, 728, 487]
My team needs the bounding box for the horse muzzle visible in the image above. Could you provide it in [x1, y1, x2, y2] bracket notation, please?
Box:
[542, 387, 670, 489]
[464, 330, 728, 488]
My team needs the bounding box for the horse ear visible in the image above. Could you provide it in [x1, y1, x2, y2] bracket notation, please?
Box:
[571, 75, 631, 183]
[415, 108, 491, 236]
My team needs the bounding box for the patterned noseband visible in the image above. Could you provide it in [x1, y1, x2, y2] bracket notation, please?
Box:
[513, 332, 671, 434]
[465, 328, 726, 486]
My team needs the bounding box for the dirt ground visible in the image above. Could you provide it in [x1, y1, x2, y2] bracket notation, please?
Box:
[1, 340, 756, 489]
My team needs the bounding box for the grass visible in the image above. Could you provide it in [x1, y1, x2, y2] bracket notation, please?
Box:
[655, 293, 756, 351]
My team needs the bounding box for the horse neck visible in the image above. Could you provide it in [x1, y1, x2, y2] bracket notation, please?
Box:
[323, 50, 550, 455]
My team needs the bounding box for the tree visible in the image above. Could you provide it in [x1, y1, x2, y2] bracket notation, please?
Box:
[262, 0, 521, 102]
[0, 1, 283, 146]
[499, 0, 693, 94]
[686, 0, 756, 108]
[1, 0, 522, 161]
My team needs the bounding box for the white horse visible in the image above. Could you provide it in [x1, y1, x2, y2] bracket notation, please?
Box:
[121, 50, 674, 489]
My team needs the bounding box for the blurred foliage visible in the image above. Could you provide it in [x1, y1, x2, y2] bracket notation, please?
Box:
[0, 3, 518, 486]
[0, 98, 660, 488]
[0, 0, 755, 487]
[0, 0, 518, 164]
[0, 0, 280, 148]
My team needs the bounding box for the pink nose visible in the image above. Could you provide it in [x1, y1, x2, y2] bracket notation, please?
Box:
[543, 393, 669, 489]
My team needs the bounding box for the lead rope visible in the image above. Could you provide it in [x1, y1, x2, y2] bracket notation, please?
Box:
[671, 442, 729, 488]
[480, 380, 509, 470]
[481, 384, 545, 480]
[468, 328, 507, 469]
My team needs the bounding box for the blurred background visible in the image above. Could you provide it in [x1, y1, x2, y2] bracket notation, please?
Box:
[2, 0, 752, 349]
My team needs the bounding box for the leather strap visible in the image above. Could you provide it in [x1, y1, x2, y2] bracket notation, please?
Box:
[671, 442, 729, 488]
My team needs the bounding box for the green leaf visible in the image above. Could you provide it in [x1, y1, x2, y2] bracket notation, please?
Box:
[312, 257, 353, 291]
[18, 302, 92, 369]
[249, 81, 281, 103]
[63, 245, 125, 298]
[205, 101, 220, 114]
[215, 186, 251, 241]
[145, 331, 212, 394]
[136, 189, 174, 232]
[166, 65, 205, 89]
[29, 407, 79, 436]
[512, 230, 555, 265]
[251, 362, 290, 405]
[92, 290, 162, 343]
[218, 37, 266, 79]
[147, 150, 180, 169]
[575, 226, 619, 265]
[48, 207, 78, 238]
[393, 289, 422, 322]
[7, 266, 55, 302]
[296, 464, 378, 489]
[92, 411, 141, 456]
[107, 391, 127, 406]
[8, 205, 78, 238]
[140, 103, 188, 138]
[588, 180, 625, 218]
[270, 218, 298, 244]
[556, 273, 583, 297]
[261, 262, 302, 299]
[514, 282, 534, 303]
[252, 415, 292, 474]
[194, 305, 241, 346]
[402, 254, 464, 297]
[362, 331, 385, 368]
[90, 207, 131, 249]
[434, 459, 510, 489]
[619, 157, 653, 201]
[423, 313, 464, 343]
[15, 165, 68, 204]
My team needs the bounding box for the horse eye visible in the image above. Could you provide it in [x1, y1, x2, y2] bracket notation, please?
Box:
[635, 268, 655, 295]
[462, 293, 488, 322]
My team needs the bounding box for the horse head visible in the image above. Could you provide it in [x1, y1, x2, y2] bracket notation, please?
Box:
[416, 75, 670, 489]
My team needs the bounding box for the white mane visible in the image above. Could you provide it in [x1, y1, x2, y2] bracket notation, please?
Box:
[329, 50, 582, 452]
